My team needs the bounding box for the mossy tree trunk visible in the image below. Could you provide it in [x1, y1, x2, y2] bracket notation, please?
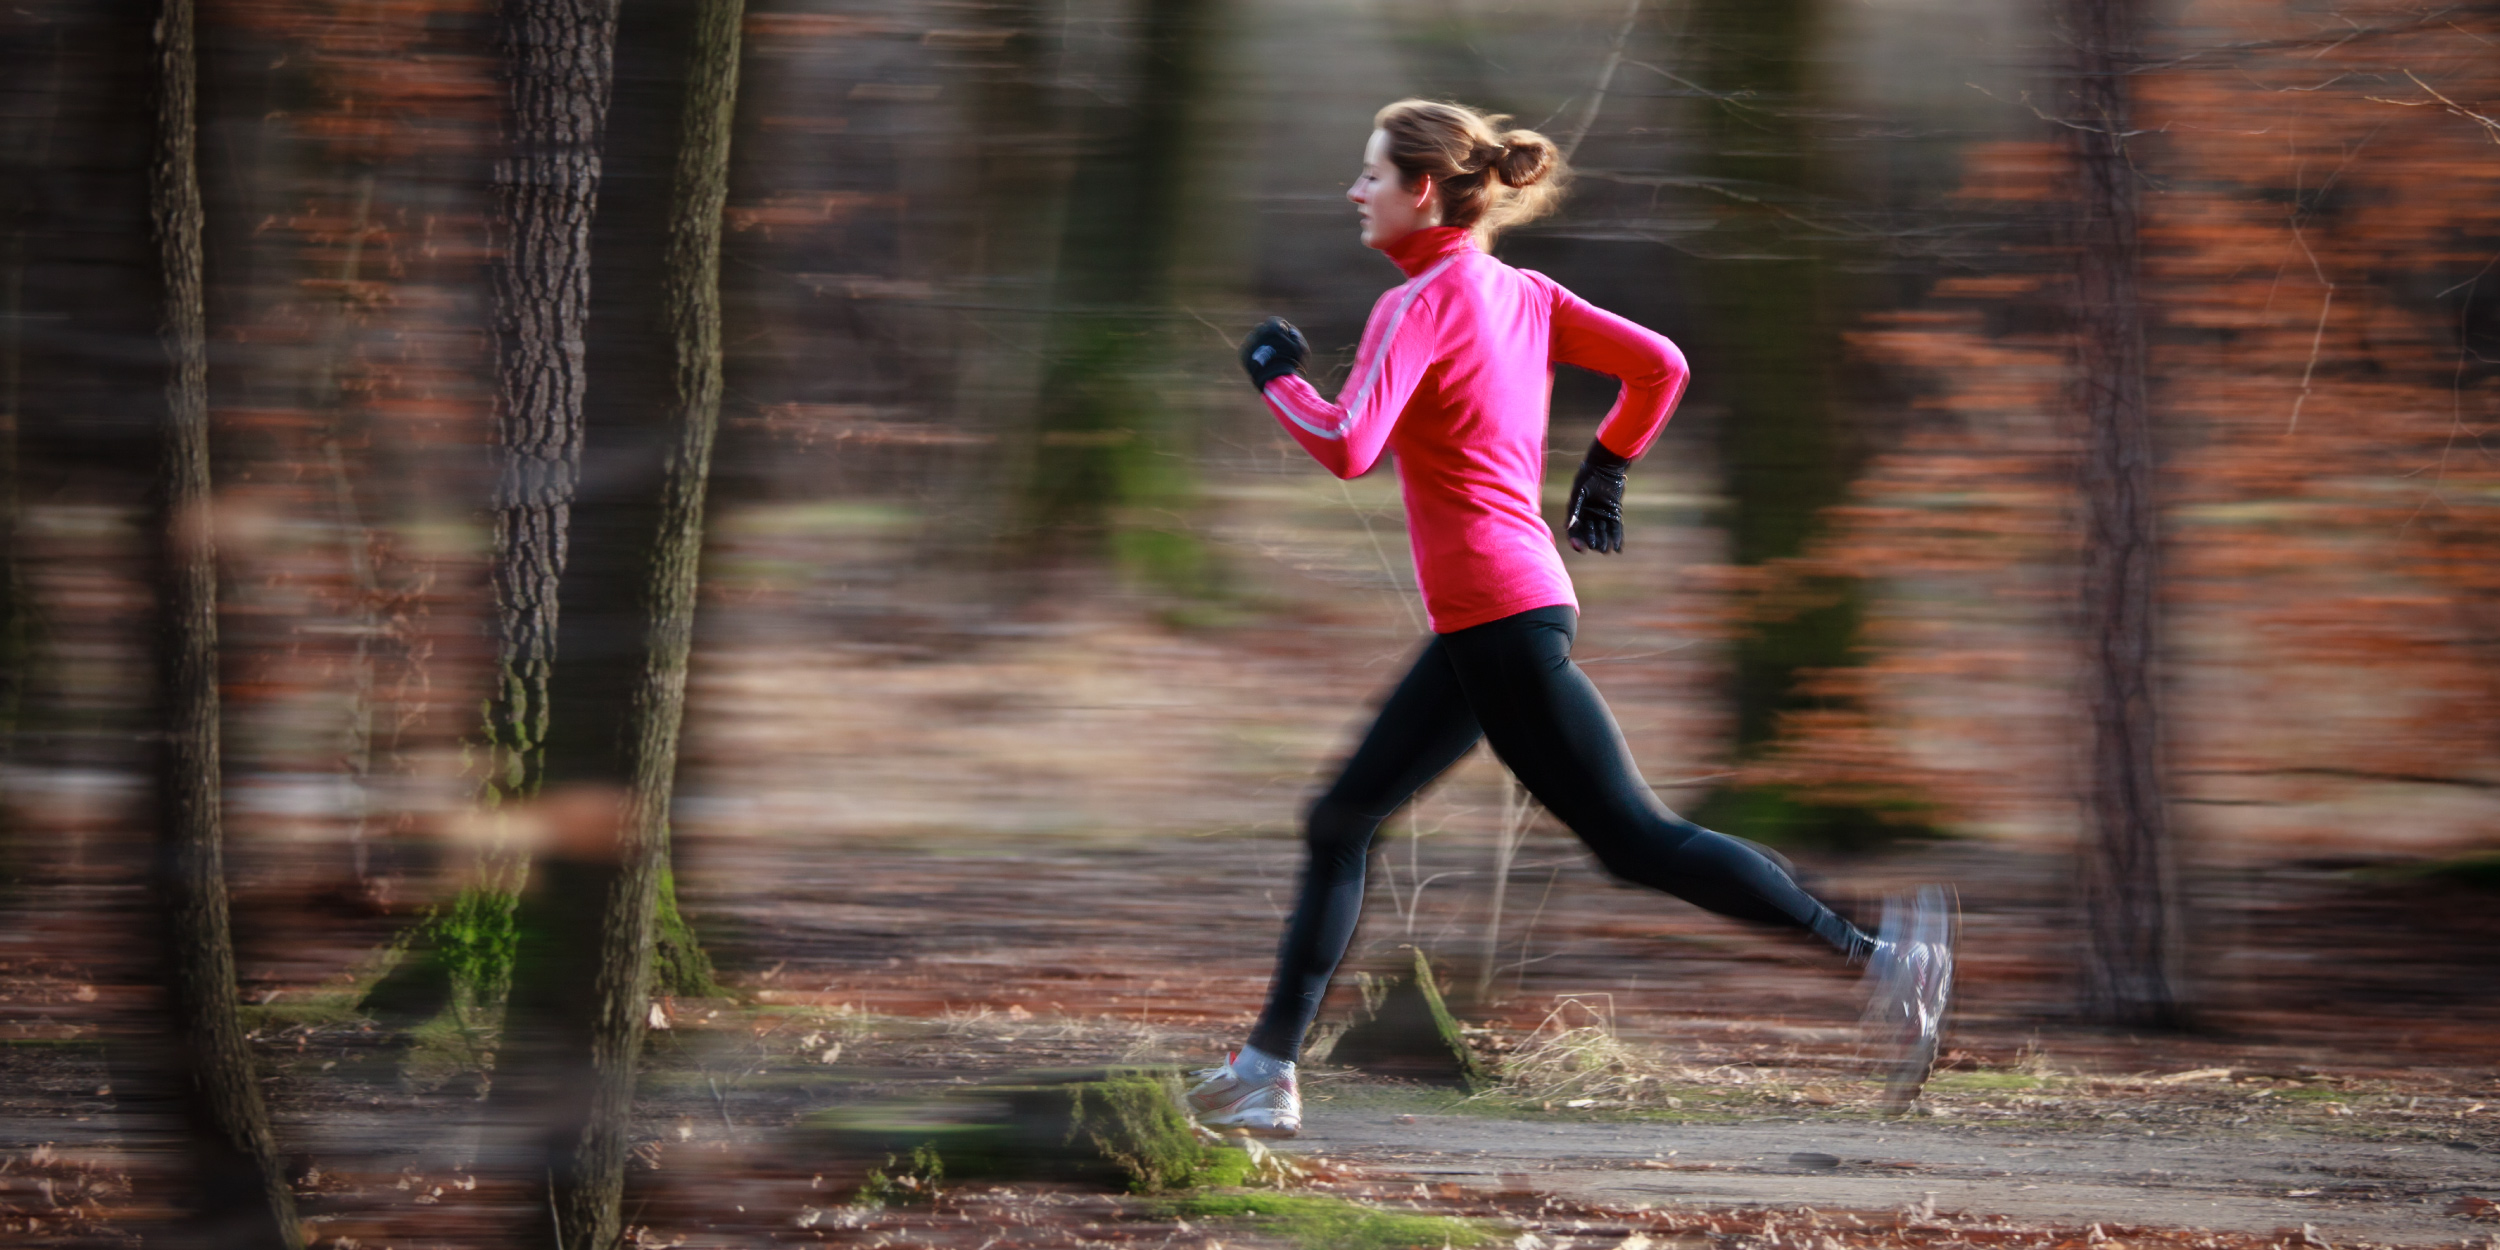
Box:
[146, 0, 302, 1241]
[2067, 0, 2181, 1028]
[502, 0, 743, 1243]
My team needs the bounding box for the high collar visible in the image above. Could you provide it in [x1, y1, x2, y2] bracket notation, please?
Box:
[1382, 225, 1478, 278]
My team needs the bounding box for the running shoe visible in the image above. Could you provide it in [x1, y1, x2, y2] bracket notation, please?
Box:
[1185, 1051, 1302, 1137]
[1862, 884, 1957, 1112]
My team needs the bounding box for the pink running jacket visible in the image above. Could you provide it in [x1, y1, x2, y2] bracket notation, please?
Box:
[1260, 226, 1691, 633]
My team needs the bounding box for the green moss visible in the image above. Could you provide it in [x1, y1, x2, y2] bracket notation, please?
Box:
[1927, 1070, 2053, 1093]
[430, 884, 520, 1007]
[1190, 1144, 1259, 1189]
[856, 1143, 945, 1208]
[1065, 1072, 1209, 1192]
[806, 1068, 1227, 1193]
[237, 994, 369, 1033]
[1158, 1193, 1491, 1250]
[653, 867, 722, 998]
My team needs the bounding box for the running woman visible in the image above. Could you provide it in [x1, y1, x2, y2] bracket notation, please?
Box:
[1186, 100, 1955, 1137]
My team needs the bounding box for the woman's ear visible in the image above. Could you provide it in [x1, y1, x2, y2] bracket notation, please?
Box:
[1411, 173, 1435, 211]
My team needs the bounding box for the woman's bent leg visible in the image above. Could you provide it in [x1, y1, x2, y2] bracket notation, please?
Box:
[1441, 606, 1871, 959]
[1245, 639, 1484, 1061]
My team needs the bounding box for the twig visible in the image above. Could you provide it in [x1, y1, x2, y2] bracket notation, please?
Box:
[1507, 864, 1565, 994]
[1560, 0, 1645, 161]
[1572, 170, 1887, 240]
[2283, 213, 2333, 435]
[2403, 69, 2500, 144]
[2177, 766, 2500, 790]
[1475, 779, 1539, 1002]
[1340, 478, 1425, 632]
[1177, 302, 1242, 352]
[2281, 123, 2376, 434]
[707, 1073, 736, 1135]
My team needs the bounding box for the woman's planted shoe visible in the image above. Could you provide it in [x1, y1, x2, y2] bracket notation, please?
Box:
[1184, 1051, 1303, 1138]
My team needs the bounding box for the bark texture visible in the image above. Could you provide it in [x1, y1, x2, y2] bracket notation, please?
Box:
[525, 2, 743, 1243]
[486, 0, 621, 803]
[2069, 0, 2182, 1026]
[149, 0, 304, 1242]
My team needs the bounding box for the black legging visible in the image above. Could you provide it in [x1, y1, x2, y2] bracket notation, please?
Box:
[1247, 605, 1870, 1061]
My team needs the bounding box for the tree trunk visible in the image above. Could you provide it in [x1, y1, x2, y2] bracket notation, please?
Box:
[507, 2, 743, 1243]
[1682, 0, 1897, 851]
[485, 0, 622, 806]
[148, 0, 304, 1242]
[2068, 0, 2181, 1027]
[1014, 0, 1216, 590]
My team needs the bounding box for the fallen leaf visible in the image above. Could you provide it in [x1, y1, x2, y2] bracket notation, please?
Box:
[2448, 1195, 2499, 1220]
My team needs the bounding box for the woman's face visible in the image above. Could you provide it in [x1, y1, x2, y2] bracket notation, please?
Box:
[1347, 128, 1440, 250]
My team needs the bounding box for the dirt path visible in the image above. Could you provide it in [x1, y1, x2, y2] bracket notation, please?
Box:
[1297, 1103, 2499, 1246]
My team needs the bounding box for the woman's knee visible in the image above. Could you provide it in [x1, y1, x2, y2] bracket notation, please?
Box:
[1564, 809, 1705, 890]
[1304, 796, 1381, 863]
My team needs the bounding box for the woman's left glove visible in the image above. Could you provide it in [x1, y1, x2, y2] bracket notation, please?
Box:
[1239, 317, 1308, 391]
[1565, 439, 1632, 554]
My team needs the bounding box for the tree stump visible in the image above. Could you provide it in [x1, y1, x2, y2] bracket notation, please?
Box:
[803, 1067, 1230, 1194]
[1326, 948, 1491, 1090]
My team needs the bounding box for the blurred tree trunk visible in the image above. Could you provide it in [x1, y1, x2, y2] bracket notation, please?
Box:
[484, 0, 622, 806]
[146, 0, 303, 1242]
[2068, 0, 2181, 1027]
[505, 0, 742, 1243]
[1682, 0, 1899, 849]
[0, 47, 41, 780]
[0, 9, 66, 893]
[1015, 0, 1217, 591]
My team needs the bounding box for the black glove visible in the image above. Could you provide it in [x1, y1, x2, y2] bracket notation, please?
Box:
[1565, 439, 1632, 554]
[1239, 317, 1308, 391]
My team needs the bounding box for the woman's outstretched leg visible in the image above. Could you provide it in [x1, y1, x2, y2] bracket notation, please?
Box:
[1192, 637, 1483, 1135]
[1441, 605, 1955, 1104]
[1440, 606, 1872, 955]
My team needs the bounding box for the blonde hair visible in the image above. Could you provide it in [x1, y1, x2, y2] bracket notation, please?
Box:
[1373, 98, 1568, 236]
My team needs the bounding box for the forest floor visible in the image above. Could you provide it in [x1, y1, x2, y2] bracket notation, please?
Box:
[4, 838, 2499, 1247]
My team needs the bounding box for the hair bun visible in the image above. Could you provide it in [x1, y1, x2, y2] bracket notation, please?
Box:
[1494, 129, 1558, 188]
[1371, 98, 1570, 234]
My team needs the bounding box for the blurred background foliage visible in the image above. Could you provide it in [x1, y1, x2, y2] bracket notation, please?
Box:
[1, 0, 2497, 1146]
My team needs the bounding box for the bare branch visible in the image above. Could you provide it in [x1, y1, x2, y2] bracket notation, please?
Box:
[1560, 0, 1645, 162]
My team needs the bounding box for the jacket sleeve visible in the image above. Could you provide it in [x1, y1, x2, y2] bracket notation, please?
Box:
[1546, 280, 1690, 460]
[1259, 281, 1444, 480]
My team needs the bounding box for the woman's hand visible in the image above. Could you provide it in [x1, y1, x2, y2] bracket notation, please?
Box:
[1239, 317, 1308, 391]
[1565, 440, 1631, 554]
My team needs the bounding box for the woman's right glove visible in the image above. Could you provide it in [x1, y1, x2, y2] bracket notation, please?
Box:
[1239, 317, 1308, 391]
[1565, 439, 1632, 554]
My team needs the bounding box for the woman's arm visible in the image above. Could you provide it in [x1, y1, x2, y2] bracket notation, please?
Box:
[1256, 272, 1452, 479]
[1547, 285, 1690, 460]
